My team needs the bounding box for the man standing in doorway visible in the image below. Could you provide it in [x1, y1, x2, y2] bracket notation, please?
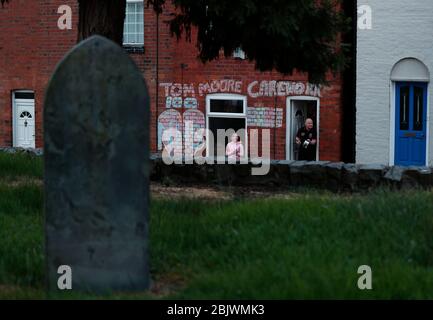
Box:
[295, 118, 317, 161]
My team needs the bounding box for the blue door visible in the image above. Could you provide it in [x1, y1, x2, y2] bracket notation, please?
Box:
[395, 82, 428, 166]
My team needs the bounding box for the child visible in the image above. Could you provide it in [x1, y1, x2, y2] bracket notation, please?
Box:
[226, 133, 244, 162]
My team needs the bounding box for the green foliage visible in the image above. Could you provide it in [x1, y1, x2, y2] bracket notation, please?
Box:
[0, 185, 44, 289]
[0, 154, 44, 295]
[0, 153, 43, 180]
[150, 0, 349, 83]
[3, 0, 349, 83]
[1, 155, 433, 299]
[4, 189, 433, 299]
[151, 192, 433, 299]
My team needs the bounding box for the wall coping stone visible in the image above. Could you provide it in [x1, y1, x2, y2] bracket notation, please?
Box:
[2, 149, 433, 191]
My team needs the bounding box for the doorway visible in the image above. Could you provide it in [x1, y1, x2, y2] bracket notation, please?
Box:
[13, 91, 36, 149]
[286, 97, 319, 161]
[394, 82, 428, 166]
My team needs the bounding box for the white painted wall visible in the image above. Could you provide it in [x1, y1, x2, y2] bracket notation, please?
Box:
[356, 0, 433, 165]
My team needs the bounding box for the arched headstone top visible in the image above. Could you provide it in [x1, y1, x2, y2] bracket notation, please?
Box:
[391, 58, 430, 82]
[46, 35, 149, 120]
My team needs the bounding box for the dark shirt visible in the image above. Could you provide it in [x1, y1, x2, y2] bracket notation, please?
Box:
[296, 126, 317, 144]
[296, 126, 317, 161]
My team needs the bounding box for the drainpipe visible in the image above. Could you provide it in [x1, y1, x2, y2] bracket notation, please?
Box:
[274, 79, 286, 160]
[181, 63, 187, 156]
[274, 81, 278, 160]
[155, 11, 160, 153]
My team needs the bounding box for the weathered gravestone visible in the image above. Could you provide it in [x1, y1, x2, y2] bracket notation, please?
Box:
[44, 36, 150, 293]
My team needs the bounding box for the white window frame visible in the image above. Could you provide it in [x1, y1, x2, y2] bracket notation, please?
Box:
[123, 0, 144, 46]
[206, 94, 248, 161]
[286, 96, 320, 161]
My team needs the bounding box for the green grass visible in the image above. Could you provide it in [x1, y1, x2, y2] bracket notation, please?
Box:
[0, 153, 43, 180]
[1, 154, 433, 299]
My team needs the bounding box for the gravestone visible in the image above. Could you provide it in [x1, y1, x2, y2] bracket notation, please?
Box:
[44, 36, 150, 293]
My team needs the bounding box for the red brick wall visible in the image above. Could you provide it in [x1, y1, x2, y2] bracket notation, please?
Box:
[0, 0, 79, 148]
[0, 1, 343, 161]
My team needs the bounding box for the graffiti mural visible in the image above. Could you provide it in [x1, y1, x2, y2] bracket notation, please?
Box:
[198, 80, 243, 96]
[183, 109, 206, 157]
[247, 81, 321, 98]
[158, 109, 182, 150]
[158, 79, 321, 155]
[247, 107, 284, 128]
[165, 97, 198, 109]
[161, 80, 321, 102]
[160, 82, 199, 109]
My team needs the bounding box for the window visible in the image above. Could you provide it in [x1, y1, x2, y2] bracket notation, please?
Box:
[206, 94, 248, 160]
[233, 47, 246, 60]
[14, 92, 34, 100]
[413, 86, 424, 131]
[399, 86, 410, 131]
[210, 99, 244, 114]
[123, 0, 144, 46]
[20, 111, 32, 119]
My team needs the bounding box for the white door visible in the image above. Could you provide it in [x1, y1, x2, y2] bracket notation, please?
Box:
[14, 98, 36, 148]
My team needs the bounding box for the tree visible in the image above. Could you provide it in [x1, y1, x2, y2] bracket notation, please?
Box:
[165, 0, 348, 83]
[1, 0, 126, 44]
[77, 0, 126, 45]
[1, 0, 349, 83]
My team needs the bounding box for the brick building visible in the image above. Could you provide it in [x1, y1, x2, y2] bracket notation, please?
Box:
[0, 0, 352, 161]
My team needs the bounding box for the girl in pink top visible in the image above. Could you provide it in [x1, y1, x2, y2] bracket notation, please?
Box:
[226, 133, 244, 162]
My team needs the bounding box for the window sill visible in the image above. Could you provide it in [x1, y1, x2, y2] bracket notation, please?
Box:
[123, 45, 145, 54]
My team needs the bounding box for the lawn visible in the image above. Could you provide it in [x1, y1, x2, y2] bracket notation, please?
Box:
[1, 153, 433, 299]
